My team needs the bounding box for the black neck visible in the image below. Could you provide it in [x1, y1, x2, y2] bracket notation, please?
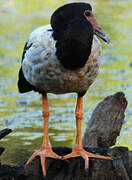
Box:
[53, 17, 93, 70]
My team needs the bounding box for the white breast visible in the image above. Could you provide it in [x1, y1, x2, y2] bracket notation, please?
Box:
[22, 24, 102, 94]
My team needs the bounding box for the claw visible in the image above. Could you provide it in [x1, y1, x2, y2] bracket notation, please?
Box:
[40, 154, 46, 176]
[26, 147, 61, 176]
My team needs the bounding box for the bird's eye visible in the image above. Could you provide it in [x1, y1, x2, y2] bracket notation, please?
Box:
[84, 10, 91, 17]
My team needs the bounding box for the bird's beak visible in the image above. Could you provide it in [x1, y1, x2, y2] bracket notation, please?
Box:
[84, 11, 110, 44]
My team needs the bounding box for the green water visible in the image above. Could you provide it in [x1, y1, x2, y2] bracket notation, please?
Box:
[0, 0, 132, 166]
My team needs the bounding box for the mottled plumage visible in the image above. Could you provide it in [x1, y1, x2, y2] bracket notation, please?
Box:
[20, 25, 101, 95]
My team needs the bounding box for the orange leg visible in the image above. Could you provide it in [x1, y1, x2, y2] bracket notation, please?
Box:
[26, 95, 61, 176]
[62, 96, 112, 169]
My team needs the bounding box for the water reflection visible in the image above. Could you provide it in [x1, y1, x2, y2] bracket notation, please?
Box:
[0, 0, 132, 166]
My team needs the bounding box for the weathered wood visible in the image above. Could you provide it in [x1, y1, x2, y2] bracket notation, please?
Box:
[0, 128, 12, 140]
[83, 92, 127, 147]
[0, 147, 132, 180]
[0, 128, 12, 156]
[0, 92, 130, 180]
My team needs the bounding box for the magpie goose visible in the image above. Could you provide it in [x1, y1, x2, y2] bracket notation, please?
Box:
[18, 2, 112, 175]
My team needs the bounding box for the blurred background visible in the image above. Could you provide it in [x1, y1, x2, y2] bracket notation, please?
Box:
[0, 0, 132, 166]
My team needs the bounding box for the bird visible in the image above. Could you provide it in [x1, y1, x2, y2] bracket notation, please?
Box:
[18, 2, 112, 176]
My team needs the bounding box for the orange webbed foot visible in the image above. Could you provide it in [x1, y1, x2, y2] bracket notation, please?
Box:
[62, 147, 113, 170]
[26, 146, 61, 176]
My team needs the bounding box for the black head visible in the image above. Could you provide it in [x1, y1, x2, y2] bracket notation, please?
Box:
[51, 3, 109, 70]
[51, 2, 109, 43]
[51, 3, 92, 33]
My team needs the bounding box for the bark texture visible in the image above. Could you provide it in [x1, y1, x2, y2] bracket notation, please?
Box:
[0, 147, 132, 180]
[83, 91, 127, 147]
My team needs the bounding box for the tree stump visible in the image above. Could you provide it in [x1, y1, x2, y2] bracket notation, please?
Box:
[82, 91, 127, 147]
[0, 92, 131, 180]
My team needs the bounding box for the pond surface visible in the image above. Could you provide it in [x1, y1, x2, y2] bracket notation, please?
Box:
[0, 0, 132, 166]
